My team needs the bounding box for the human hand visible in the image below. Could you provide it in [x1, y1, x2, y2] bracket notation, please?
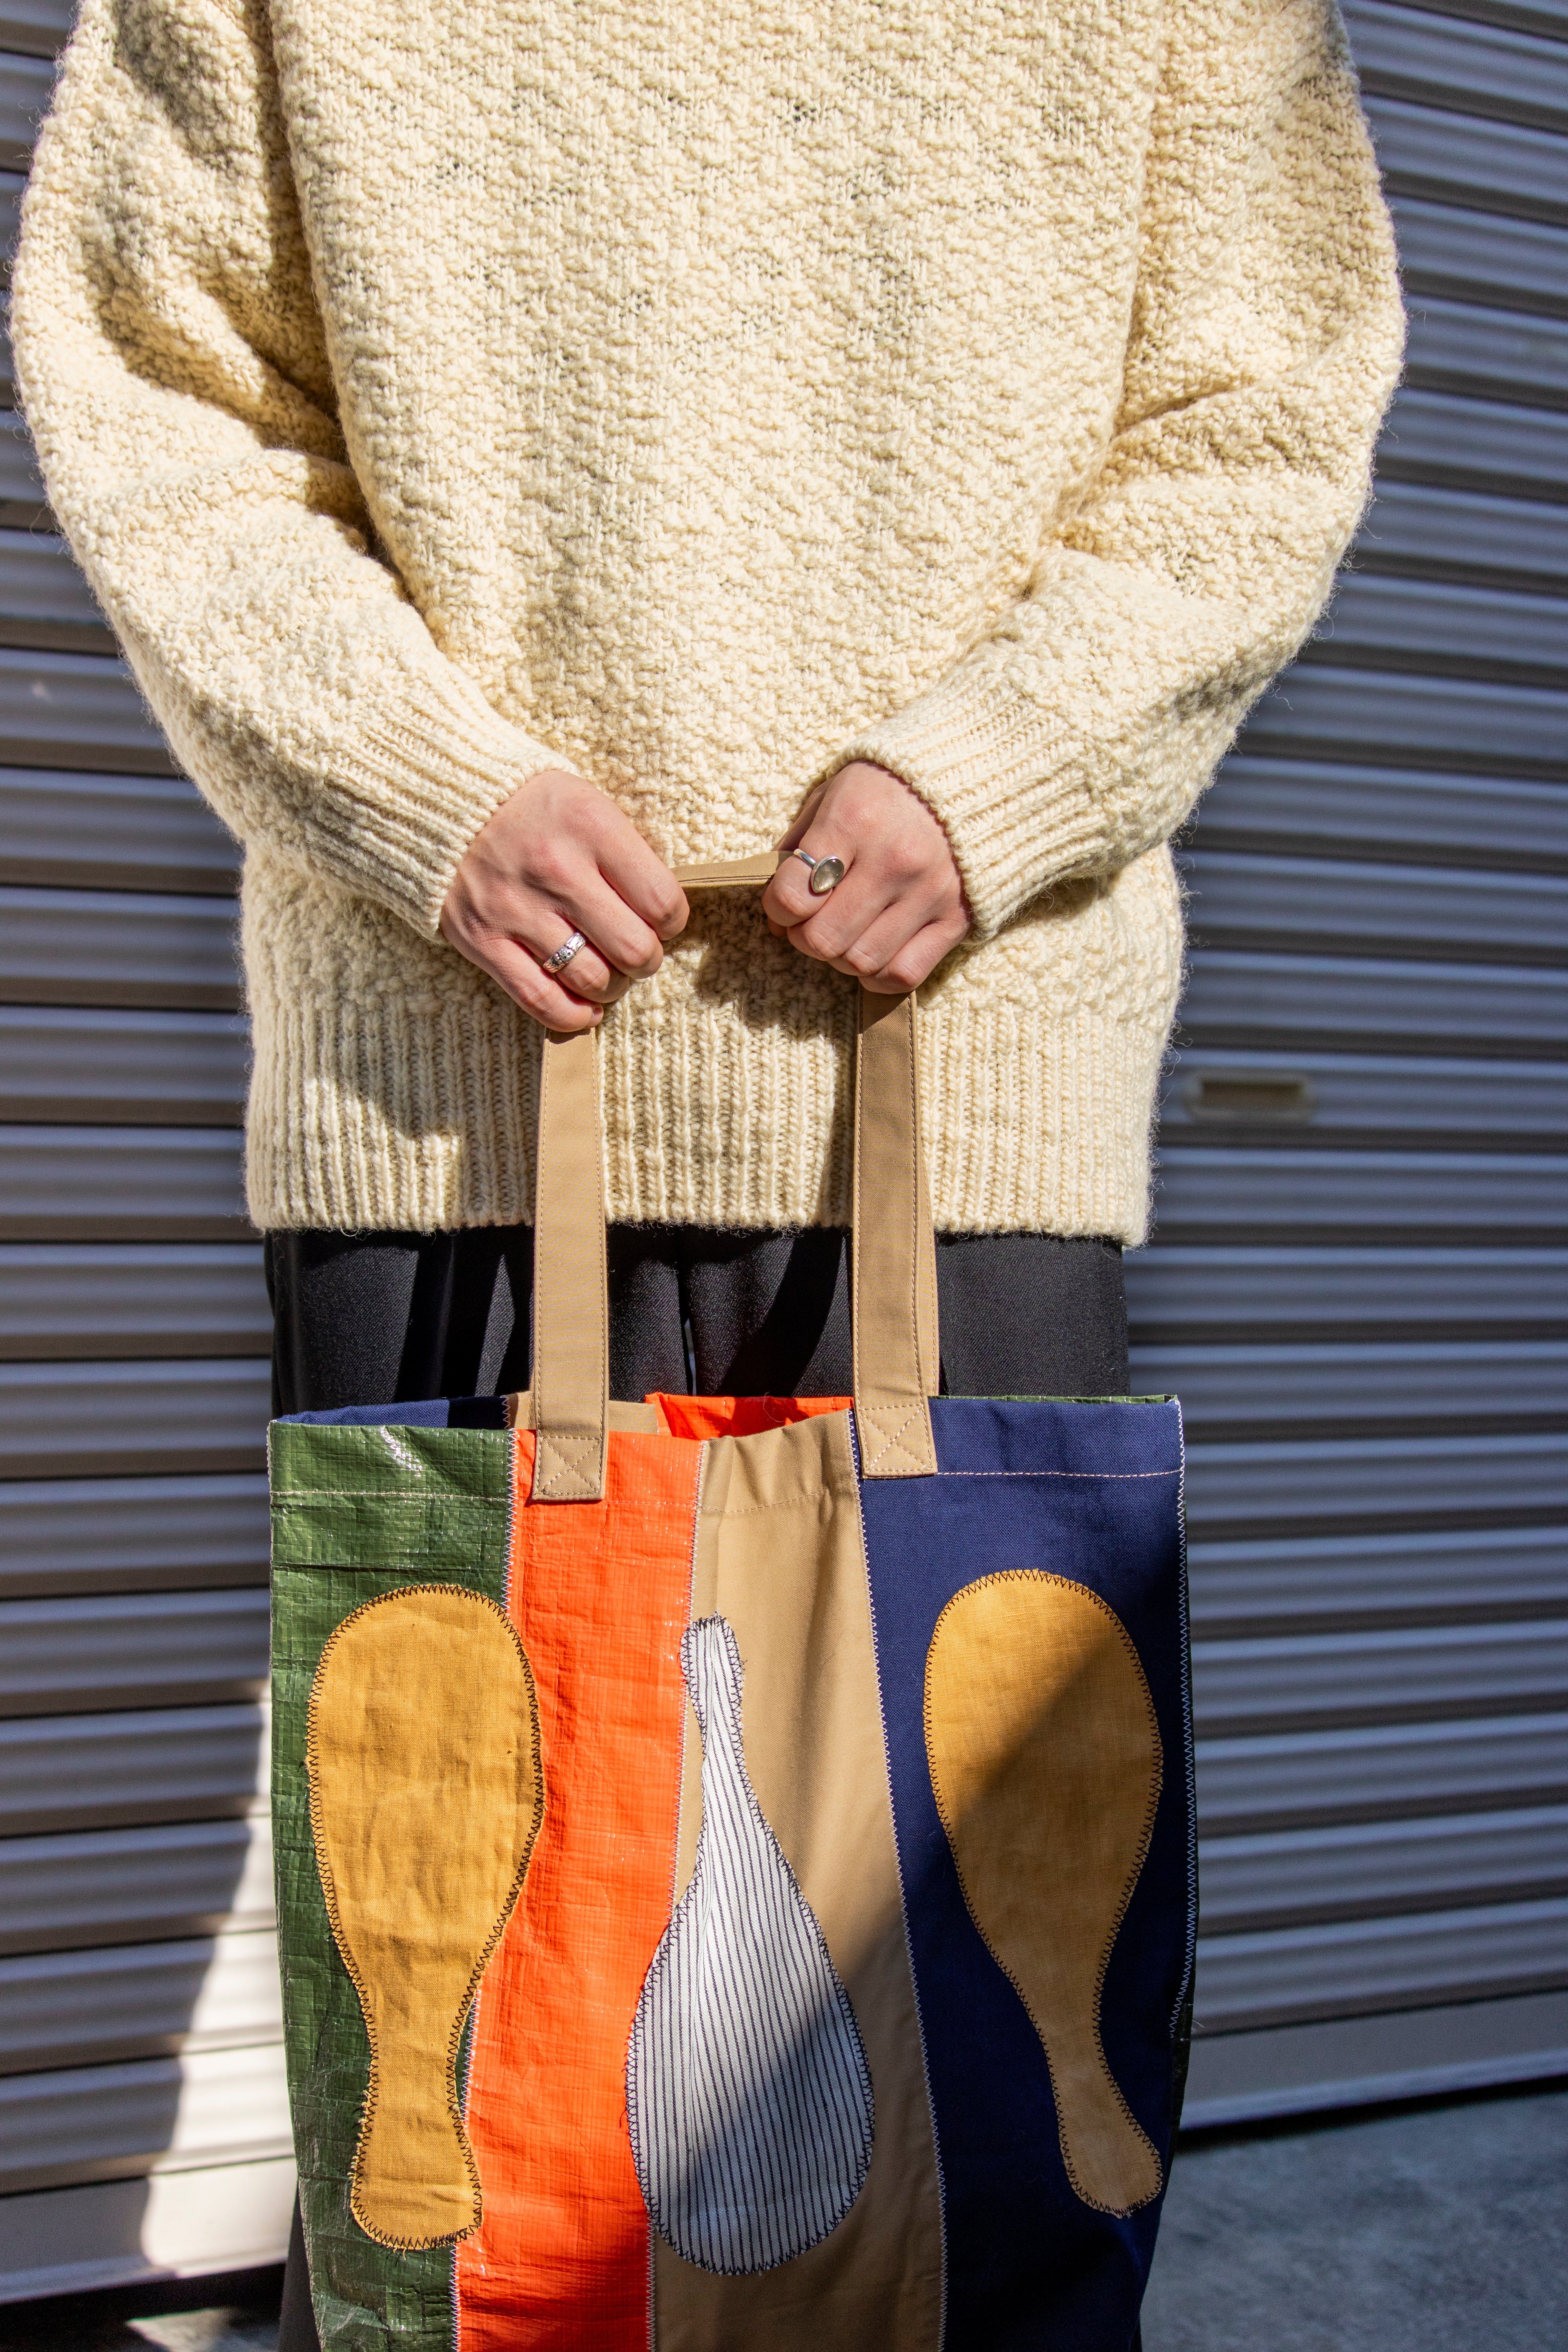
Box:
[439, 771, 689, 1034]
[762, 761, 971, 992]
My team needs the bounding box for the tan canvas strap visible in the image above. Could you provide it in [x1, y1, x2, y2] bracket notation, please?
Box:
[529, 853, 939, 1497]
[529, 1019, 609, 1502]
[853, 988, 938, 1478]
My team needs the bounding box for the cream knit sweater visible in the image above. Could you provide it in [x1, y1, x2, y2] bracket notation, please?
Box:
[15, 0, 1401, 1238]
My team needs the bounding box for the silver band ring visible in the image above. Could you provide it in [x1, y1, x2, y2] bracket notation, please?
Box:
[789, 848, 847, 897]
[541, 929, 587, 976]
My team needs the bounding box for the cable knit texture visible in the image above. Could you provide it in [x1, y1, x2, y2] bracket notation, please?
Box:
[15, 0, 1401, 1237]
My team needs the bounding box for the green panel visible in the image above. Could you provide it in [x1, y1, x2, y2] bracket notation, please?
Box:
[270, 1423, 514, 2352]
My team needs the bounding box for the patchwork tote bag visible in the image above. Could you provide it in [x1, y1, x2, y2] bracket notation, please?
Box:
[269, 856, 1196, 2352]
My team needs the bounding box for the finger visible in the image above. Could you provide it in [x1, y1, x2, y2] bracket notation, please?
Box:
[821, 895, 927, 981]
[784, 866, 901, 964]
[564, 964, 634, 1008]
[763, 844, 873, 936]
[594, 827, 690, 942]
[855, 917, 968, 994]
[560, 873, 670, 978]
[480, 935, 604, 1031]
[774, 785, 826, 855]
[521, 924, 620, 1004]
[761, 848, 820, 928]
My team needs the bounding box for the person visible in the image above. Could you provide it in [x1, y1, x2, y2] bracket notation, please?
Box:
[15, 1, 1402, 2340]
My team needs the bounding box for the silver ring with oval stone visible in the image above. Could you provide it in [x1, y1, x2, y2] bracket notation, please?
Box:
[788, 847, 847, 896]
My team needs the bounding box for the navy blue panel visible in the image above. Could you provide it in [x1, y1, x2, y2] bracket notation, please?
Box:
[276, 1396, 508, 1429]
[859, 1397, 1192, 2352]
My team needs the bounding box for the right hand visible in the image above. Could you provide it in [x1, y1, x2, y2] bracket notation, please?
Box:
[439, 771, 689, 1034]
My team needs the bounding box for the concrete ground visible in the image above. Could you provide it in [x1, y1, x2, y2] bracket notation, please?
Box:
[7, 2083, 1564, 2349]
[1144, 2082, 1568, 2351]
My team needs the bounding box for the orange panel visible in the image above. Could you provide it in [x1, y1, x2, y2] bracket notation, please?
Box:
[650, 1394, 849, 1441]
[455, 1426, 702, 2349]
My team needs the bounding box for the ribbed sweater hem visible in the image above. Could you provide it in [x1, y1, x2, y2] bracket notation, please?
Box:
[244, 991, 1163, 1243]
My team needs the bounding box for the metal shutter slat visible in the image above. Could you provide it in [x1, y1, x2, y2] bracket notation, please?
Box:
[0, 409, 42, 516]
[1128, 1247, 1568, 1336]
[1242, 663, 1568, 775]
[1343, 0, 1568, 126]
[0, 650, 176, 772]
[1192, 757, 1568, 869]
[0, 11, 71, 63]
[1388, 194, 1568, 309]
[0, 51, 52, 174]
[1132, 1338, 1568, 1436]
[1133, 1247, 1568, 1333]
[1365, 94, 1568, 218]
[1192, 1619, 1568, 1736]
[0, 1589, 270, 1719]
[1403, 294, 1568, 404]
[0, 885, 240, 1010]
[1377, 387, 1568, 499]
[0, 1126, 249, 1239]
[0, 770, 238, 892]
[1187, 1524, 1568, 1635]
[1195, 1712, 1568, 1835]
[1160, 1053, 1568, 1144]
[0, 1473, 268, 1602]
[1151, 1147, 1566, 1234]
[0, 1007, 248, 1125]
[0, 1818, 274, 1957]
[0, 2162, 299, 2307]
[0, 2043, 292, 2198]
[0, 1243, 269, 1358]
[0, 1929, 283, 2076]
[1192, 1896, 1568, 2033]
[1356, 479, 1568, 587]
[0, 1704, 269, 1837]
[1180, 847, 1568, 960]
[1198, 1802, 1568, 1933]
[1184, 1432, 1568, 1537]
[0, 172, 19, 289]
[1180, 1989, 1568, 2130]
[1303, 572, 1566, 682]
[0, 526, 111, 651]
[1180, 950, 1568, 1055]
[0, 1359, 272, 1478]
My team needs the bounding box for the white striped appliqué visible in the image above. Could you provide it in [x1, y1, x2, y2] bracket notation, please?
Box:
[626, 1614, 874, 2272]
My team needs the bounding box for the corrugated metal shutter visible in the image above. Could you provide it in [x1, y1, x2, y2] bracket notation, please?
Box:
[0, 0, 1562, 2294]
[1132, 0, 1568, 2127]
[0, 2, 288, 2298]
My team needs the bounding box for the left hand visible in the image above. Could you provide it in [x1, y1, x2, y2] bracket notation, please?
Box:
[762, 762, 971, 992]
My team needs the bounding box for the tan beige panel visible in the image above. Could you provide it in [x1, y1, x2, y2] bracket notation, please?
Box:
[308, 1587, 543, 2248]
[926, 1573, 1163, 2216]
[653, 1412, 942, 2351]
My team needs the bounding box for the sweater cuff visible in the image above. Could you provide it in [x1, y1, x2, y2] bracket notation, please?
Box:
[322, 666, 572, 936]
[837, 662, 1108, 943]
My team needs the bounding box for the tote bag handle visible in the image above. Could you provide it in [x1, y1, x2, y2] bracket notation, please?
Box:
[529, 851, 940, 1501]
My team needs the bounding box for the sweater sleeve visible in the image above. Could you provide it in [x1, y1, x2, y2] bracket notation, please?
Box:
[12, 0, 567, 937]
[837, 0, 1404, 943]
